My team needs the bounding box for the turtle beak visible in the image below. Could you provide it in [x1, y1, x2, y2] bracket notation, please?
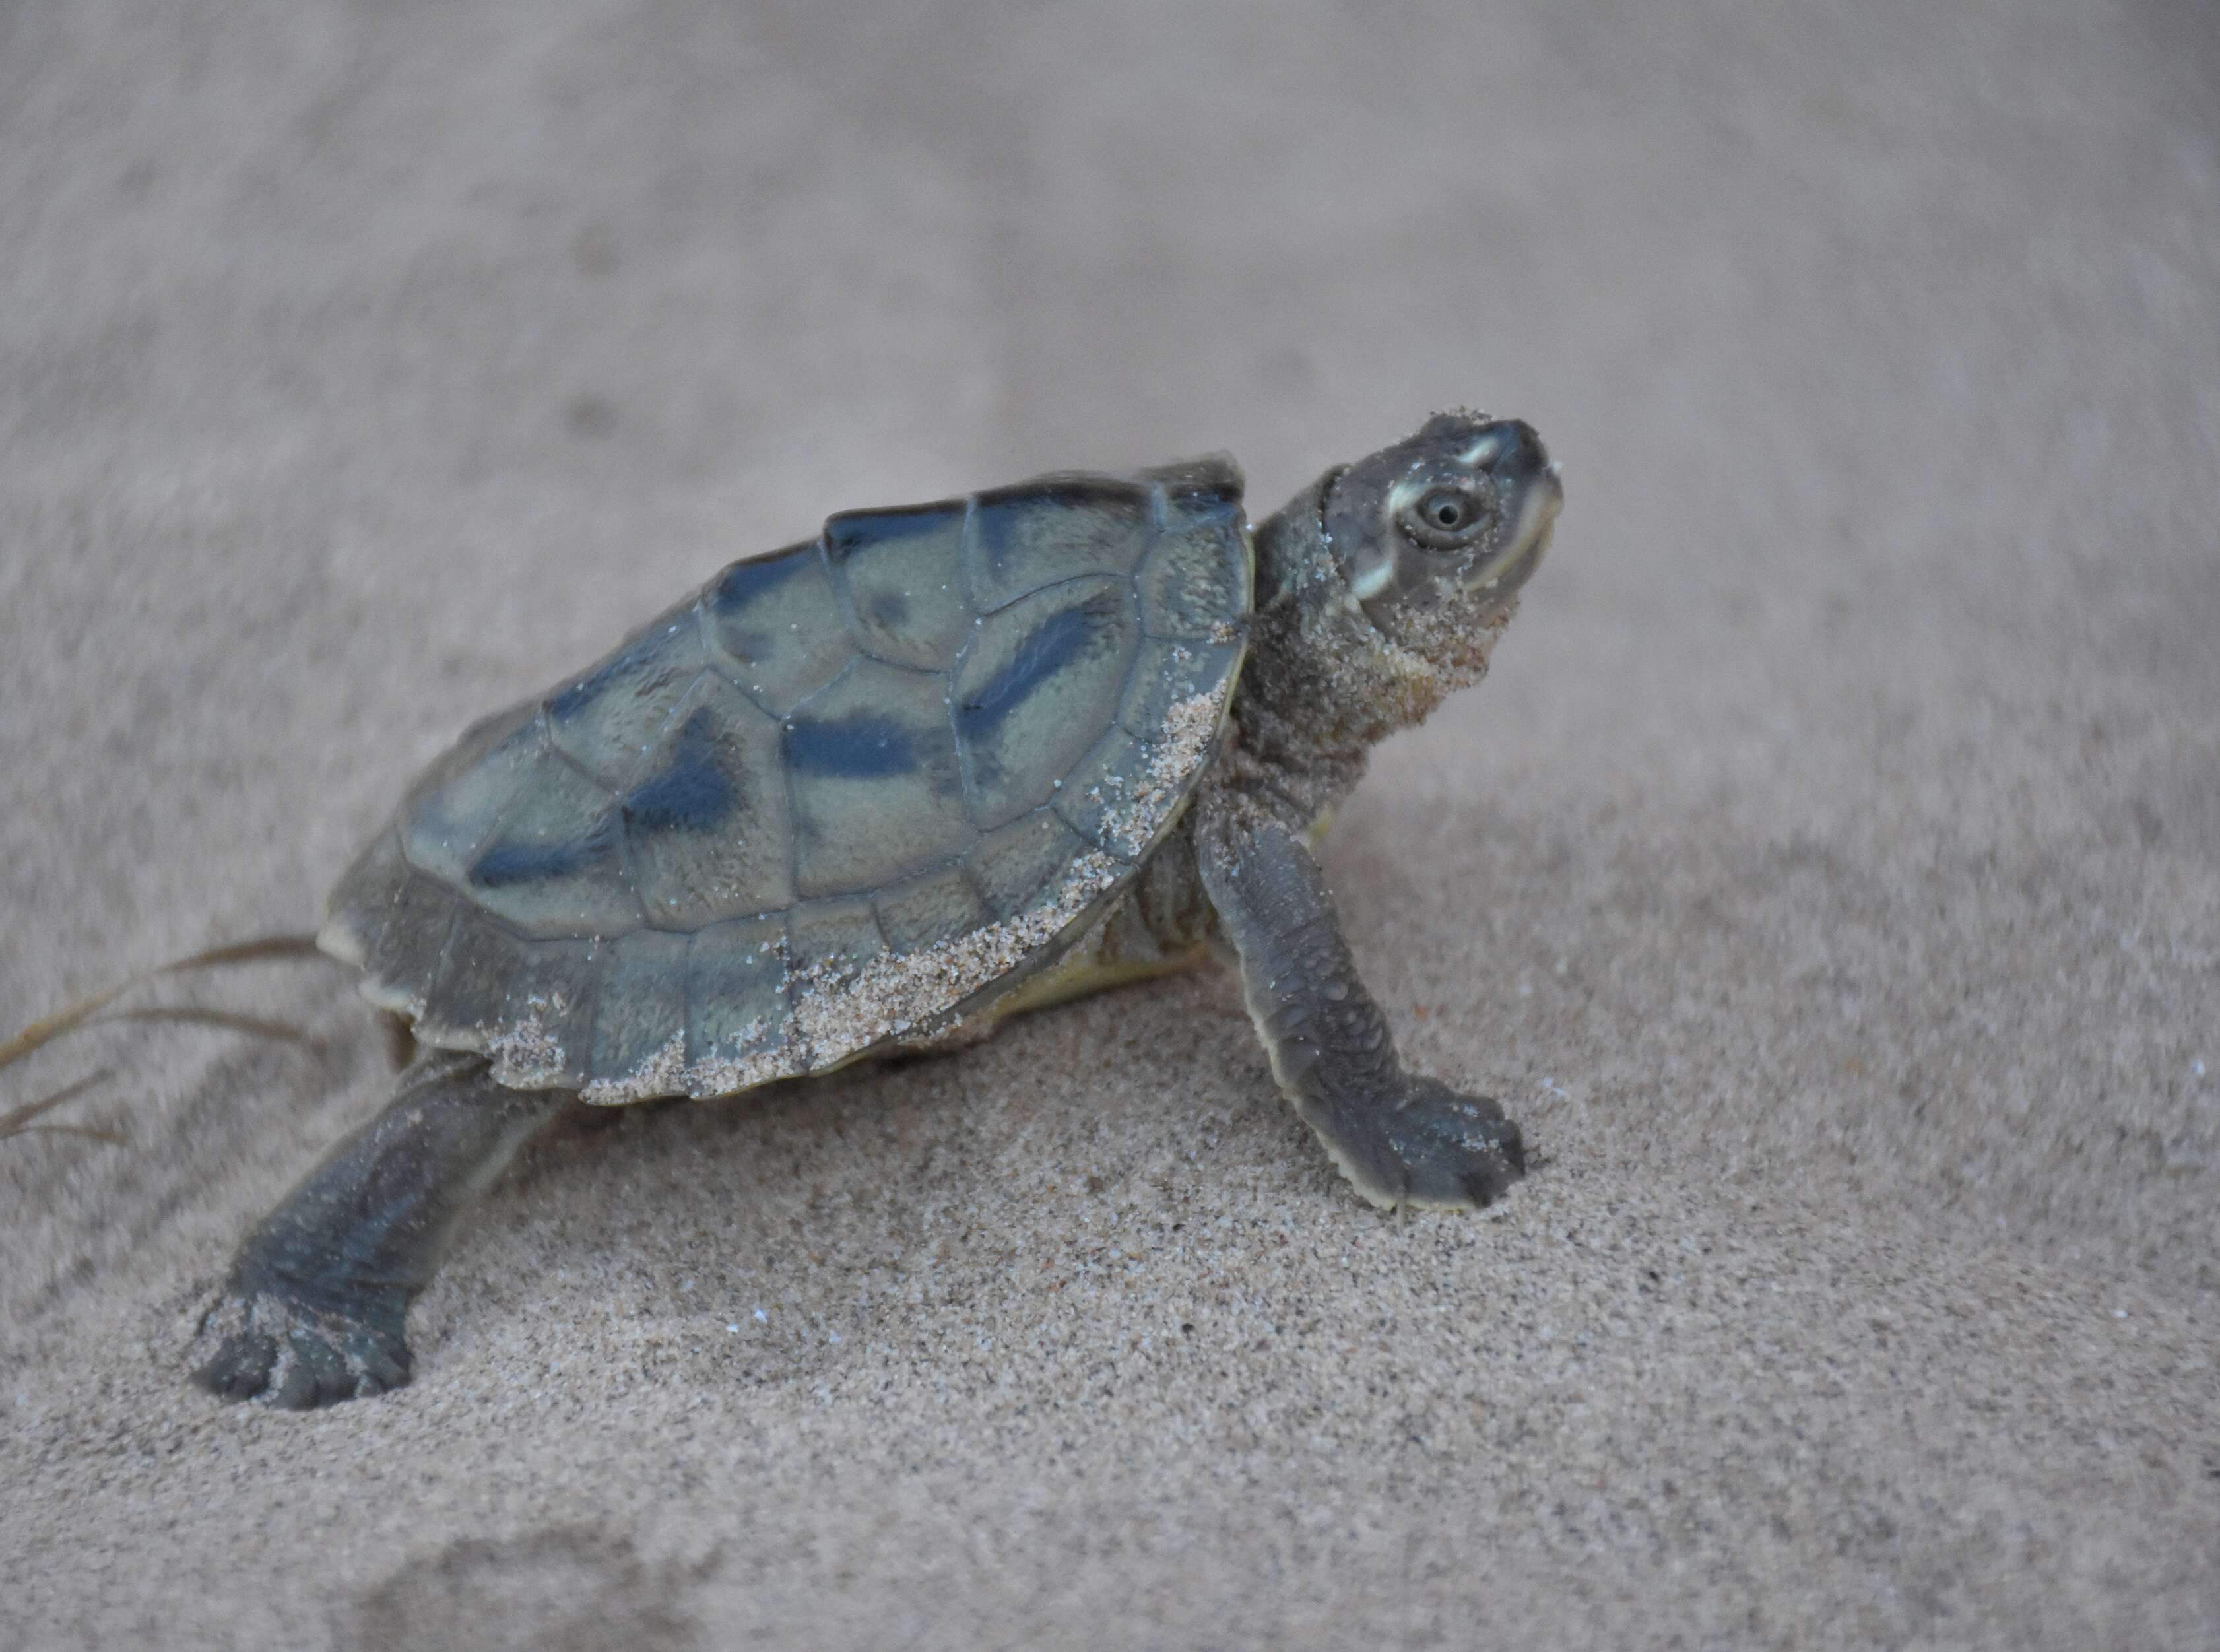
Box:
[1463, 450, 1561, 601]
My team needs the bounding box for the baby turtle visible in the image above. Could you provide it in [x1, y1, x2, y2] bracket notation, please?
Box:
[193, 411, 1563, 1408]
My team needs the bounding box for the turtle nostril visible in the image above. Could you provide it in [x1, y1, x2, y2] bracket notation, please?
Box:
[1484, 420, 1550, 484]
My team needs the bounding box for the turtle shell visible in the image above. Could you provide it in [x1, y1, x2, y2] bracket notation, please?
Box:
[319, 455, 1251, 1101]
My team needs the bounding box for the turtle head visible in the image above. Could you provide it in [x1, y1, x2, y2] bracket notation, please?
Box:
[1324, 411, 1562, 630]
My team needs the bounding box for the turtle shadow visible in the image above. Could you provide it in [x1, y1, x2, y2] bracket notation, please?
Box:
[395, 968, 1278, 1396]
[498, 970, 1245, 1208]
[338, 1525, 715, 1652]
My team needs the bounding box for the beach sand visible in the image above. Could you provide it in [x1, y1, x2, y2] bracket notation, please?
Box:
[3, 1, 2215, 1645]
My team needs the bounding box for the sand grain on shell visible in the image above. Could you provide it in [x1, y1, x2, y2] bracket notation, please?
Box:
[570, 682, 1234, 1103]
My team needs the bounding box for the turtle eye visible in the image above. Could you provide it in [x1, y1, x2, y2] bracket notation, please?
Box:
[1398, 484, 1492, 550]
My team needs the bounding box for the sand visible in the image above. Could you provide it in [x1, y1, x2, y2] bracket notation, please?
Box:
[2, 1, 2215, 1647]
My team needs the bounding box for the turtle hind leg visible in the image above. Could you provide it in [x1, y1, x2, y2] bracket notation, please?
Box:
[192, 1049, 571, 1409]
[1195, 801, 1524, 1211]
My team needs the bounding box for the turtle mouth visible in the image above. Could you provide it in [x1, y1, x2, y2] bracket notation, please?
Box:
[1461, 459, 1562, 600]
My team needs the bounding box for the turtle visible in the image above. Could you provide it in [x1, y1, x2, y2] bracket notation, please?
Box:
[189, 410, 1563, 1408]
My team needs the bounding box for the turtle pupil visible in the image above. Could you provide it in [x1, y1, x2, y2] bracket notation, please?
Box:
[1400, 486, 1488, 549]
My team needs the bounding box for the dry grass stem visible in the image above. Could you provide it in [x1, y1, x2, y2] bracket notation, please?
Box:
[0, 1069, 124, 1146]
[0, 933, 324, 1074]
[0, 933, 331, 1147]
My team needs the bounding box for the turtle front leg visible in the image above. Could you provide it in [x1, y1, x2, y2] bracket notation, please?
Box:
[1195, 801, 1524, 1210]
[192, 1049, 571, 1409]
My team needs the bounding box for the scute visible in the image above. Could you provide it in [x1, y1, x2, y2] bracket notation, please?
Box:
[418, 914, 537, 1047]
[320, 452, 1253, 1100]
[585, 930, 692, 1098]
[1053, 727, 1169, 859]
[966, 810, 1089, 918]
[460, 743, 642, 935]
[622, 675, 794, 929]
[954, 575, 1136, 831]
[701, 543, 853, 715]
[787, 896, 886, 981]
[684, 914, 790, 1076]
[397, 704, 541, 886]
[1136, 505, 1247, 640]
[824, 503, 973, 671]
[545, 616, 707, 785]
[785, 657, 972, 898]
[874, 862, 989, 952]
[962, 476, 1152, 611]
[482, 934, 602, 1088]
[354, 867, 462, 1016]
[1121, 635, 1241, 739]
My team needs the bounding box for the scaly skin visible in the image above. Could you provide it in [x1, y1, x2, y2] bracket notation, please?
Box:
[1191, 411, 1560, 1210]
[191, 1051, 570, 1408]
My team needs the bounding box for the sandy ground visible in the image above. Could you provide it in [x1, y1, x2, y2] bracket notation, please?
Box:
[2, 1, 2215, 1647]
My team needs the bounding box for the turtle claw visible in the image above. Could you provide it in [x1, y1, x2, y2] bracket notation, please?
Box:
[192, 1321, 284, 1403]
[1373, 1077, 1525, 1211]
[191, 1287, 412, 1410]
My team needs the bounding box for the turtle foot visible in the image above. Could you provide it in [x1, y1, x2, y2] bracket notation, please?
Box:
[1355, 1077, 1526, 1211]
[191, 1276, 412, 1409]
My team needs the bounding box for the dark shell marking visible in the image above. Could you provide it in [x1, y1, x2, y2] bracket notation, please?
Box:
[321, 457, 1251, 1100]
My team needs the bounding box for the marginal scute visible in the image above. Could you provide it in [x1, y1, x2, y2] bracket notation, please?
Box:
[1120, 636, 1239, 739]
[787, 897, 886, 983]
[875, 862, 990, 952]
[485, 935, 602, 1088]
[361, 871, 463, 1013]
[414, 910, 535, 1049]
[393, 902, 606, 1091]
[1142, 451, 1245, 516]
[954, 575, 1135, 831]
[686, 914, 791, 1074]
[320, 827, 411, 966]
[785, 657, 974, 898]
[583, 929, 692, 1100]
[823, 502, 975, 672]
[1050, 725, 1161, 859]
[1135, 502, 1247, 640]
[622, 675, 794, 929]
[962, 476, 1152, 611]
[700, 542, 854, 715]
[966, 810, 1088, 918]
[329, 453, 1253, 1101]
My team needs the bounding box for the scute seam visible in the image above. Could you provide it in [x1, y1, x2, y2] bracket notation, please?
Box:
[561, 675, 1231, 1103]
